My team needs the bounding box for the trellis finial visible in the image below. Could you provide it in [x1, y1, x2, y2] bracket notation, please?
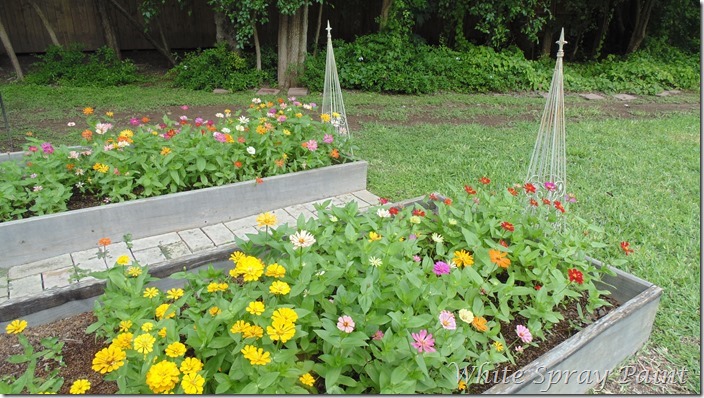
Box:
[326, 20, 332, 38]
[556, 28, 567, 58]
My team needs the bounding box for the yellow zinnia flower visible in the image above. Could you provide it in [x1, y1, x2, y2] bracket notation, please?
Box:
[368, 231, 382, 242]
[5, 319, 27, 334]
[69, 379, 91, 394]
[246, 301, 265, 315]
[146, 360, 180, 394]
[299, 373, 315, 387]
[320, 113, 331, 122]
[240, 345, 271, 366]
[243, 324, 264, 339]
[266, 318, 296, 343]
[134, 333, 156, 355]
[181, 372, 205, 394]
[119, 320, 132, 332]
[143, 287, 159, 299]
[158, 328, 167, 338]
[142, 322, 154, 332]
[271, 308, 298, 324]
[209, 306, 222, 316]
[112, 332, 133, 350]
[229, 251, 245, 264]
[165, 341, 187, 358]
[166, 288, 184, 300]
[230, 320, 250, 334]
[155, 304, 175, 320]
[269, 281, 291, 295]
[161, 147, 171, 156]
[92, 345, 126, 374]
[82, 107, 94, 116]
[126, 266, 142, 277]
[236, 256, 265, 282]
[256, 211, 277, 227]
[452, 249, 474, 267]
[180, 357, 203, 375]
[493, 341, 504, 352]
[265, 263, 286, 278]
[115, 255, 131, 266]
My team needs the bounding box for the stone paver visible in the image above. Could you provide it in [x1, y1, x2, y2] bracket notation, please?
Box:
[133, 246, 168, 266]
[283, 204, 317, 221]
[303, 198, 333, 213]
[256, 88, 280, 95]
[9, 274, 43, 299]
[231, 226, 258, 241]
[579, 93, 605, 100]
[71, 248, 111, 273]
[271, 208, 296, 227]
[202, 223, 236, 246]
[352, 190, 381, 206]
[130, 232, 182, 252]
[613, 94, 637, 101]
[224, 215, 259, 233]
[288, 87, 309, 96]
[178, 228, 216, 252]
[161, 241, 192, 260]
[8, 254, 73, 280]
[42, 266, 74, 290]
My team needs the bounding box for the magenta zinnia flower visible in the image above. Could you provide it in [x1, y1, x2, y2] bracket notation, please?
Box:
[41, 142, 54, 154]
[337, 315, 355, 333]
[516, 325, 532, 343]
[372, 330, 384, 341]
[323, 134, 334, 144]
[433, 261, 450, 276]
[130, 117, 140, 126]
[411, 330, 436, 353]
[438, 310, 456, 330]
[544, 182, 556, 191]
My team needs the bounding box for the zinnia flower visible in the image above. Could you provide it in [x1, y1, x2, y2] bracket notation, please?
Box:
[112, 332, 133, 350]
[98, 237, 111, 246]
[133, 333, 156, 355]
[91, 345, 126, 374]
[142, 287, 159, 299]
[458, 309, 474, 324]
[620, 241, 634, 255]
[246, 301, 266, 315]
[438, 310, 456, 330]
[155, 304, 175, 320]
[372, 330, 384, 340]
[266, 318, 296, 343]
[272, 308, 299, 324]
[568, 268, 584, 284]
[500, 221, 514, 232]
[411, 329, 436, 353]
[256, 212, 277, 227]
[141, 322, 153, 332]
[269, 280, 291, 295]
[431, 233, 444, 243]
[452, 250, 474, 267]
[165, 341, 187, 358]
[544, 181, 557, 191]
[433, 261, 450, 276]
[181, 372, 205, 394]
[69, 379, 91, 394]
[368, 231, 382, 242]
[114, 255, 130, 266]
[472, 316, 488, 332]
[464, 185, 476, 194]
[146, 360, 180, 393]
[180, 357, 203, 374]
[118, 320, 132, 332]
[516, 325, 533, 343]
[369, 256, 382, 267]
[126, 266, 142, 277]
[524, 183, 536, 193]
[209, 306, 222, 316]
[6, 319, 27, 334]
[479, 177, 491, 185]
[300, 373, 315, 387]
[166, 288, 183, 300]
[265, 263, 286, 278]
[489, 249, 511, 268]
[337, 315, 355, 333]
[493, 341, 504, 352]
[290, 230, 316, 249]
[240, 345, 271, 365]
[507, 187, 518, 196]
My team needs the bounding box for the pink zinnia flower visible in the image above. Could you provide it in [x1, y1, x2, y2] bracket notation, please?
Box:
[306, 140, 318, 151]
[130, 117, 140, 126]
[438, 310, 456, 330]
[544, 182, 556, 191]
[516, 325, 532, 343]
[323, 134, 334, 144]
[181, 105, 189, 110]
[337, 315, 355, 333]
[28, 146, 38, 152]
[433, 261, 450, 276]
[515, 345, 524, 353]
[411, 330, 436, 353]
[413, 255, 421, 262]
[372, 330, 384, 341]
[213, 132, 227, 142]
[277, 115, 287, 122]
[41, 142, 54, 154]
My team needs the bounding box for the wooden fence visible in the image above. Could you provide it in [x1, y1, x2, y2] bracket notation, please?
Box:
[0, 0, 217, 54]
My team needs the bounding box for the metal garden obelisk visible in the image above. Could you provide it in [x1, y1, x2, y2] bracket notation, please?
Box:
[526, 28, 567, 203]
[321, 21, 350, 139]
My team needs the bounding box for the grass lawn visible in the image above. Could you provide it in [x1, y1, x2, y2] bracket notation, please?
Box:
[0, 80, 700, 393]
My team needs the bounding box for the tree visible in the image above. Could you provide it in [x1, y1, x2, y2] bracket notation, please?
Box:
[277, 0, 319, 89]
[625, 0, 655, 54]
[209, 0, 270, 69]
[109, 0, 176, 65]
[0, 14, 22, 80]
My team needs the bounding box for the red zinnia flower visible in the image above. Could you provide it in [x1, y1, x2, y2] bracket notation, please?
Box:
[429, 193, 439, 201]
[256, 177, 263, 184]
[379, 198, 389, 205]
[444, 198, 452, 205]
[534, 284, 542, 291]
[620, 241, 634, 255]
[568, 268, 584, 284]
[529, 198, 538, 207]
[234, 161, 242, 168]
[542, 198, 551, 205]
[464, 185, 476, 195]
[389, 207, 399, 215]
[412, 209, 426, 217]
[500, 221, 514, 232]
[499, 240, 509, 248]
[507, 187, 518, 196]
[479, 177, 491, 185]
[238, 136, 246, 143]
[554, 201, 565, 213]
[524, 183, 536, 194]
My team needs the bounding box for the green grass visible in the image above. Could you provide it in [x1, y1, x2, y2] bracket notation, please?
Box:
[0, 81, 700, 392]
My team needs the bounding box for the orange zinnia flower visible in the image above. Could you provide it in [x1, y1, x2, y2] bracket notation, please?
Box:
[507, 187, 518, 196]
[83, 107, 94, 115]
[489, 249, 510, 268]
[234, 161, 242, 168]
[464, 185, 476, 194]
[479, 177, 491, 185]
[471, 316, 488, 332]
[141, 117, 150, 124]
[82, 130, 93, 141]
[444, 198, 452, 205]
[330, 149, 340, 159]
[98, 237, 111, 246]
[256, 177, 263, 184]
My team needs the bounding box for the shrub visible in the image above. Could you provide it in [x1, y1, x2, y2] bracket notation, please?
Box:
[26, 44, 139, 87]
[169, 44, 265, 91]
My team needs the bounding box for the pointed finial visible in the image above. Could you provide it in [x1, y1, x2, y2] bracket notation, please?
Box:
[326, 20, 332, 39]
[556, 28, 567, 58]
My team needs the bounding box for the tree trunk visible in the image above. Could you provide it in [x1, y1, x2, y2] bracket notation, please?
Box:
[253, 22, 261, 70]
[590, 3, 614, 59]
[541, 27, 553, 57]
[155, 18, 172, 60]
[0, 16, 23, 80]
[277, 14, 289, 87]
[214, 10, 238, 50]
[298, 2, 308, 67]
[313, 1, 324, 56]
[379, 0, 393, 32]
[106, 0, 175, 65]
[95, 0, 121, 59]
[277, 5, 309, 89]
[24, 0, 60, 47]
[626, 0, 655, 54]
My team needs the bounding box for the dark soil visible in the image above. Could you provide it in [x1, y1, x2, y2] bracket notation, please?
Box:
[0, 294, 617, 394]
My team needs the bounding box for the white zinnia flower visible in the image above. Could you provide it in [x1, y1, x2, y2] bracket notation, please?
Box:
[235, 125, 245, 132]
[290, 230, 316, 249]
[246, 146, 256, 155]
[238, 116, 250, 124]
[221, 127, 231, 134]
[431, 233, 444, 243]
[369, 256, 382, 267]
[458, 309, 474, 324]
[376, 208, 391, 218]
[215, 113, 224, 118]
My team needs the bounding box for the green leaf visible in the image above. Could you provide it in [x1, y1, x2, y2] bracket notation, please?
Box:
[390, 366, 408, 385]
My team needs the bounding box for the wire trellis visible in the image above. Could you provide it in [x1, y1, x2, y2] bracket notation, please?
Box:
[321, 21, 350, 142]
[526, 28, 567, 204]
